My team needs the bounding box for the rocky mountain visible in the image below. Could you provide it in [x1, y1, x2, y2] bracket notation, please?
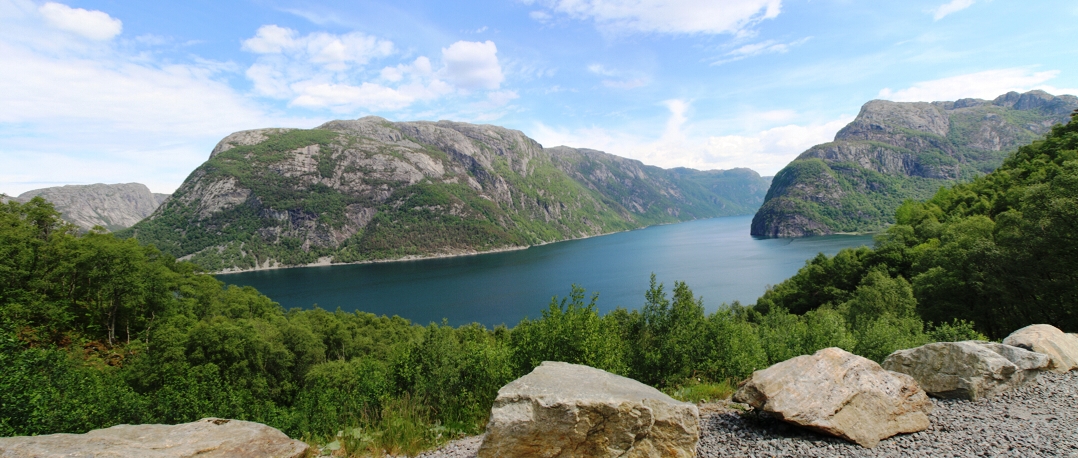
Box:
[124, 117, 771, 272]
[14, 183, 169, 232]
[751, 90, 1078, 237]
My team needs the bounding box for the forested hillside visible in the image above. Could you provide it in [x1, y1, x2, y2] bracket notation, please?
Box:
[752, 90, 1077, 237]
[122, 118, 770, 272]
[756, 111, 1078, 338]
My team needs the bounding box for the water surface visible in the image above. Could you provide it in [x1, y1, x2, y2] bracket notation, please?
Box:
[219, 215, 874, 327]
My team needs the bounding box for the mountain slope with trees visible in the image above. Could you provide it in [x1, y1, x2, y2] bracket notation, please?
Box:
[121, 118, 770, 272]
[751, 90, 1077, 237]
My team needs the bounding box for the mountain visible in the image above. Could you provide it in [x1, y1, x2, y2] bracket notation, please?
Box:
[123, 117, 771, 272]
[14, 183, 169, 232]
[751, 90, 1078, 237]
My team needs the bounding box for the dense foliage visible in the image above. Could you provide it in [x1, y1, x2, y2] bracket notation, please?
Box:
[1, 197, 974, 454]
[758, 113, 1078, 338]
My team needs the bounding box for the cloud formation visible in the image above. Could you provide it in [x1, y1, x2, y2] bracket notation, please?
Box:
[531, 101, 850, 175]
[878, 68, 1078, 102]
[527, 0, 782, 35]
[39, 2, 121, 40]
[242, 26, 506, 111]
[713, 37, 810, 65]
[932, 0, 975, 20]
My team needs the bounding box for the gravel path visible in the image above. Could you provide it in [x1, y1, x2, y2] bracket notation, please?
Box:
[418, 371, 1077, 457]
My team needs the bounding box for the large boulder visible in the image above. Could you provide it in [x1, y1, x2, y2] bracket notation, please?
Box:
[1002, 324, 1078, 373]
[732, 347, 931, 448]
[478, 361, 699, 458]
[882, 341, 1049, 400]
[0, 418, 308, 458]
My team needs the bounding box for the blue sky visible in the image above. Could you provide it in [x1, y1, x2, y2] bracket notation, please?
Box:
[2, 0, 1077, 195]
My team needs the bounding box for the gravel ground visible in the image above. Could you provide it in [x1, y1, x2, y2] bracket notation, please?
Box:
[418, 371, 1077, 457]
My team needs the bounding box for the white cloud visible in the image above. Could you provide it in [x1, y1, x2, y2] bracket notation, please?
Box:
[441, 40, 504, 91]
[39, 2, 121, 41]
[931, 0, 975, 20]
[529, 0, 782, 35]
[712, 37, 810, 65]
[586, 63, 649, 89]
[878, 68, 1078, 102]
[242, 25, 394, 69]
[531, 100, 851, 175]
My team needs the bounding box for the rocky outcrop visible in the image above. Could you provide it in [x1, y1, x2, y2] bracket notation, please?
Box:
[1003, 324, 1078, 373]
[478, 361, 699, 458]
[16, 183, 168, 231]
[0, 418, 307, 458]
[732, 347, 931, 448]
[882, 341, 1049, 400]
[129, 117, 770, 272]
[752, 90, 1078, 237]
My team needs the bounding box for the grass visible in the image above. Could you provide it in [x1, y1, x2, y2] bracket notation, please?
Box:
[665, 379, 738, 404]
[305, 395, 458, 457]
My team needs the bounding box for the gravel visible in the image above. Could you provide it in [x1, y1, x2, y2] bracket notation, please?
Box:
[417, 371, 1078, 457]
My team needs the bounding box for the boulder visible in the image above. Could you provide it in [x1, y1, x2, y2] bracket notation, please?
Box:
[0, 418, 308, 458]
[478, 361, 699, 458]
[882, 341, 1049, 400]
[732, 347, 931, 448]
[1002, 324, 1078, 373]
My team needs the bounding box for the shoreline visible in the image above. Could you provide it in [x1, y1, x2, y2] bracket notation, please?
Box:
[209, 216, 717, 275]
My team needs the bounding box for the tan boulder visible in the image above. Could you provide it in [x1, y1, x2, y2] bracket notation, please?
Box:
[1002, 324, 1078, 373]
[882, 341, 1049, 400]
[733, 347, 931, 448]
[0, 418, 307, 458]
[478, 361, 699, 458]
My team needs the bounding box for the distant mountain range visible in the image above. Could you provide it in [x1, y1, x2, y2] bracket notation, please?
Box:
[751, 90, 1078, 237]
[122, 118, 771, 272]
[7, 183, 168, 232]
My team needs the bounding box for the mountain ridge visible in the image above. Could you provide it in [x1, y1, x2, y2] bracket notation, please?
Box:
[11, 183, 168, 231]
[125, 117, 771, 272]
[751, 90, 1078, 237]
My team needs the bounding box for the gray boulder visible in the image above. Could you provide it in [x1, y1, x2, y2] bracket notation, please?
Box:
[733, 347, 931, 448]
[478, 361, 699, 458]
[0, 418, 308, 458]
[1003, 324, 1078, 373]
[882, 341, 1049, 400]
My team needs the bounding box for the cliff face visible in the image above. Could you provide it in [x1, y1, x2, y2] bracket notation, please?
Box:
[15, 183, 169, 231]
[127, 117, 770, 272]
[751, 90, 1078, 237]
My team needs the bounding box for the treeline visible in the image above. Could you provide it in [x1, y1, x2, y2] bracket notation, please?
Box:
[757, 112, 1078, 339]
[0, 197, 979, 454]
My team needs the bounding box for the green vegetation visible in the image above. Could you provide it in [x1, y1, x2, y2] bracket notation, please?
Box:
[753, 97, 1075, 236]
[123, 125, 771, 272]
[757, 113, 1078, 338]
[4, 116, 1073, 455]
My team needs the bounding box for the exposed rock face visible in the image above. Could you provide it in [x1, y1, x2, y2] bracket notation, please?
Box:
[478, 361, 700, 458]
[752, 90, 1078, 237]
[732, 347, 931, 448]
[129, 117, 771, 272]
[16, 183, 169, 231]
[1003, 324, 1078, 373]
[882, 341, 1049, 400]
[0, 418, 307, 458]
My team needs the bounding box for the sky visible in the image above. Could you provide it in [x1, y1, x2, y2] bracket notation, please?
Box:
[2, 0, 1078, 195]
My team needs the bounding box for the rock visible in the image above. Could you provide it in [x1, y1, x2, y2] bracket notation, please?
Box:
[16, 183, 168, 231]
[732, 347, 931, 448]
[882, 341, 1049, 400]
[1003, 324, 1078, 373]
[0, 418, 308, 458]
[478, 361, 699, 458]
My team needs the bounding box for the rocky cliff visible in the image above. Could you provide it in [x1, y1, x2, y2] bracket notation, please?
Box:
[751, 90, 1078, 237]
[125, 117, 771, 272]
[15, 183, 169, 232]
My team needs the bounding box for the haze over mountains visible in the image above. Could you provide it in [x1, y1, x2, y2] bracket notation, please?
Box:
[122, 118, 771, 272]
[751, 90, 1078, 237]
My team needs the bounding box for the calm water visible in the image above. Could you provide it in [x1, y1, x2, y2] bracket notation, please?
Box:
[218, 215, 874, 327]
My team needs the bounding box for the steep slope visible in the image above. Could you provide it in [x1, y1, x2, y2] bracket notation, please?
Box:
[15, 183, 168, 231]
[124, 117, 770, 272]
[751, 90, 1078, 237]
